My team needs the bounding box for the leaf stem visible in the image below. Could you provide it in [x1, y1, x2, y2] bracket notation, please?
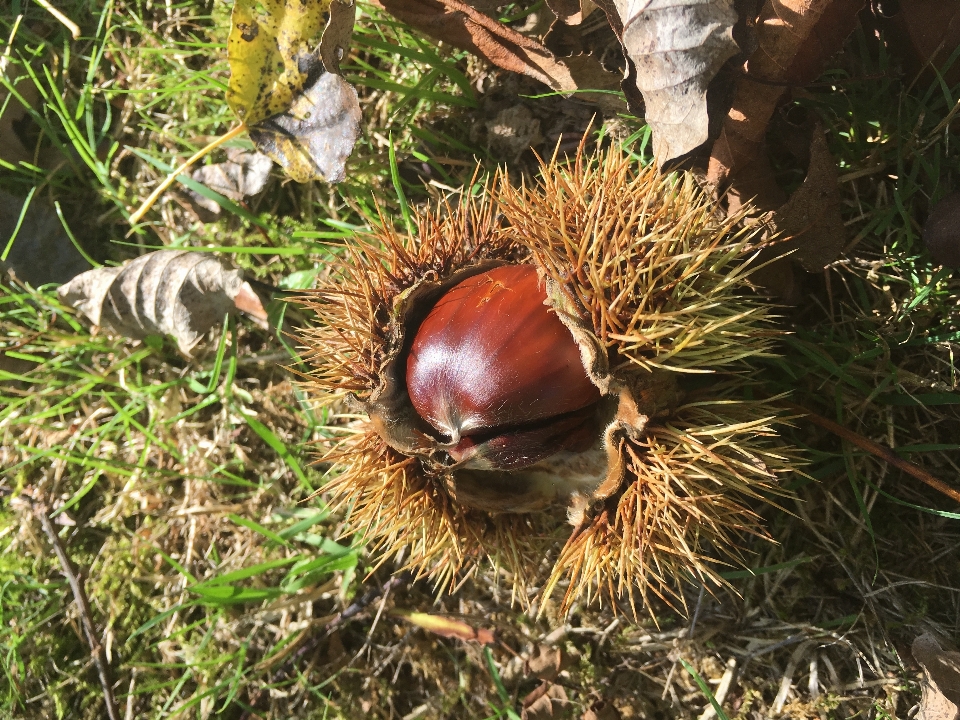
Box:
[128, 122, 247, 228]
[32, 0, 80, 39]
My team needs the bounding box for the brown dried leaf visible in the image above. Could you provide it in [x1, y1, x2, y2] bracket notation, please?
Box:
[188, 149, 273, 216]
[546, 0, 597, 25]
[393, 610, 496, 645]
[57, 250, 266, 355]
[707, 0, 865, 195]
[610, 0, 740, 164]
[883, 0, 960, 88]
[526, 645, 568, 681]
[320, 0, 358, 75]
[913, 633, 960, 720]
[767, 125, 845, 271]
[522, 682, 569, 720]
[377, 0, 624, 112]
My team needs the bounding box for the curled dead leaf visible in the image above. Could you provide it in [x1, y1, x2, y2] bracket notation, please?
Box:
[707, 0, 865, 197]
[377, 0, 624, 113]
[526, 644, 568, 681]
[522, 681, 569, 720]
[57, 251, 267, 355]
[320, 0, 358, 75]
[913, 633, 960, 720]
[188, 148, 273, 216]
[611, 0, 740, 165]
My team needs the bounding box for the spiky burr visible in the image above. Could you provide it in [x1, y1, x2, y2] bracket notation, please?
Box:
[297, 147, 799, 614]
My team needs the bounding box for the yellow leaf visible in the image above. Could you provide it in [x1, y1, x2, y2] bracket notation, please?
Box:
[227, 0, 331, 125]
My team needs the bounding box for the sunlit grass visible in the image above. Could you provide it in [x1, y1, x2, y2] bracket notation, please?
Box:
[1, 0, 959, 718]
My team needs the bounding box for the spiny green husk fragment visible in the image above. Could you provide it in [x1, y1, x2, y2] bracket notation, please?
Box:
[298, 147, 801, 612]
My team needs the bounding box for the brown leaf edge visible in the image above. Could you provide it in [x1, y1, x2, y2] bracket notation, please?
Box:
[374, 0, 624, 112]
[707, 0, 866, 201]
[913, 633, 960, 720]
[765, 122, 846, 271]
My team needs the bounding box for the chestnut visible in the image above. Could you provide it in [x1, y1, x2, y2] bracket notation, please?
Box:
[299, 147, 797, 614]
[405, 264, 601, 470]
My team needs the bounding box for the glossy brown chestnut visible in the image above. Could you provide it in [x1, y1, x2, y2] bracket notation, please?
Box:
[405, 264, 601, 469]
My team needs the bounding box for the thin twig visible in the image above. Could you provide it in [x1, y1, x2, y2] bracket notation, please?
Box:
[128, 123, 247, 227]
[32, 0, 80, 39]
[35, 506, 121, 720]
[787, 403, 960, 505]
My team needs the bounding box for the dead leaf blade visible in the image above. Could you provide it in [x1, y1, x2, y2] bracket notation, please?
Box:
[707, 0, 865, 191]
[58, 251, 259, 355]
[613, 0, 740, 164]
[378, 0, 623, 111]
[767, 124, 845, 271]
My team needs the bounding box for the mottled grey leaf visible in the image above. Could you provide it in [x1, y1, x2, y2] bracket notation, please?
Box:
[248, 64, 362, 184]
[56, 265, 122, 326]
[612, 0, 739, 164]
[188, 149, 273, 215]
[58, 250, 266, 355]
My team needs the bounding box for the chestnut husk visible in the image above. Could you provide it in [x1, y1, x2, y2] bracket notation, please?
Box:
[298, 148, 799, 613]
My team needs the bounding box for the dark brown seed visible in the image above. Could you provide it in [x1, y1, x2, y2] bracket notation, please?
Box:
[405, 264, 600, 468]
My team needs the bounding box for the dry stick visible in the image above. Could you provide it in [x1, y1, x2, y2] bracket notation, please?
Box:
[786, 403, 960, 505]
[127, 123, 247, 227]
[36, 508, 121, 720]
[32, 0, 81, 39]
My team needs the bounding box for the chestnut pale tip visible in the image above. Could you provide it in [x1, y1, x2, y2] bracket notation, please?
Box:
[405, 264, 601, 469]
